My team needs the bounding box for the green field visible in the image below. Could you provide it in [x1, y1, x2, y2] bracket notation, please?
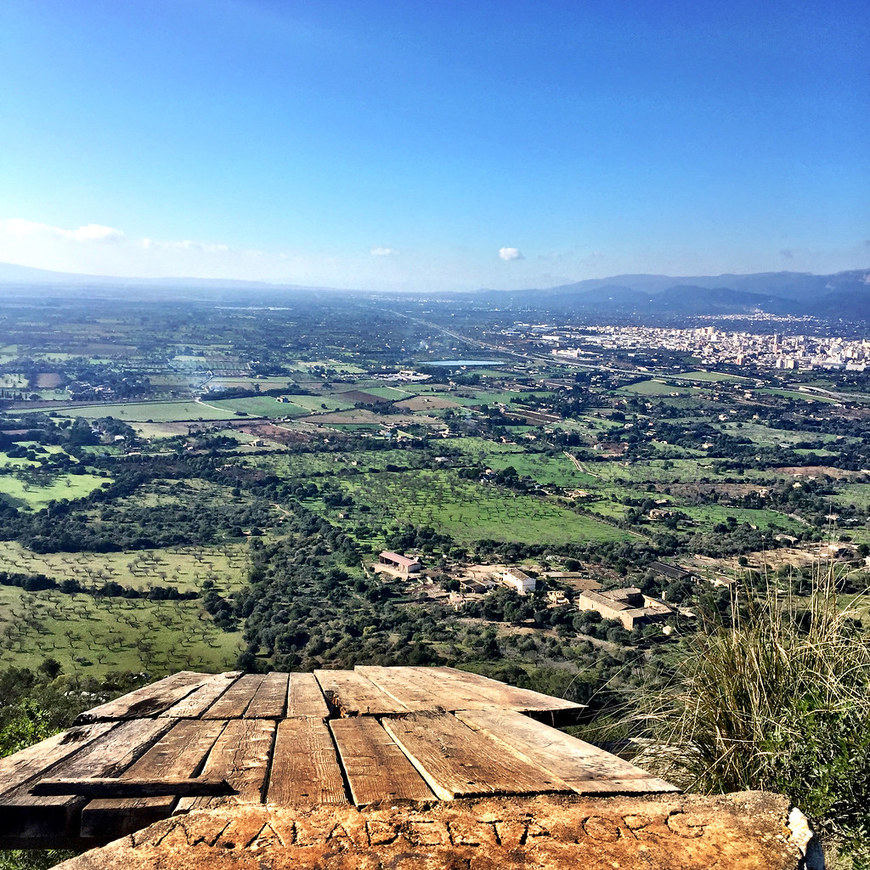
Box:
[679, 504, 805, 532]
[0, 471, 109, 509]
[355, 385, 411, 399]
[757, 388, 838, 404]
[0, 585, 242, 677]
[287, 360, 367, 373]
[0, 541, 248, 593]
[316, 468, 635, 545]
[670, 370, 751, 383]
[591, 457, 716, 484]
[233, 393, 353, 417]
[717, 422, 844, 448]
[463, 390, 555, 406]
[0, 452, 42, 469]
[832, 483, 870, 510]
[247, 448, 423, 478]
[617, 379, 697, 396]
[49, 401, 236, 422]
[206, 377, 296, 390]
[467, 450, 600, 488]
[207, 396, 307, 418]
[449, 437, 531, 455]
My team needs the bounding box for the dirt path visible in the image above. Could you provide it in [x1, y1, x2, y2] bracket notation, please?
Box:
[563, 451, 599, 478]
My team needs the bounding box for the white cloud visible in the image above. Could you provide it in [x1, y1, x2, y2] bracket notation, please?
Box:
[69, 224, 124, 243]
[498, 246, 524, 261]
[3, 218, 124, 243]
[141, 238, 230, 253]
[371, 246, 398, 257]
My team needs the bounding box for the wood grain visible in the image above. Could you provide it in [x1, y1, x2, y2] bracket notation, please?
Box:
[455, 708, 678, 794]
[200, 674, 264, 719]
[74, 673, 210, 724]
[330, 717, 434, 806]
[286, 672, 330, 719]
[354, 666, 449, 711]
[381, 712, 570, 800]
[0, 722, 116, 799]
[175, 718, 275, 811]
[425, 667, 584, 713]
[314, 670, 407, 716]
[266, 718, 346, 806]
[160, 673, 241, 718]
[245, 672, 289, 719]
[79, 719, 228, 838]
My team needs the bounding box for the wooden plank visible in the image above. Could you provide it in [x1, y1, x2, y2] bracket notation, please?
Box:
[0, 722, 116, 799]
[200, 674, 264, 719]
[425, 667, 585, 713]
[357, 666, 538, 713]
[160, 672, 241, 718]
[330, 717, 435, 806]
[455, 708, 679, 795]
[79, 719, 228, 839]
[266, 718, 346, 807]
[176, 718, 275, 811]
[34, 778, 233, 797]
[380, 712, 571, 800]
[406, 667, 519, 711]
[245, 672, 289, 719]
[286, 672, 331, 719]
[354, 666, 450, 711]
[0, 718, 172, 842]
[313, 669, 408, 716]
[74, 672, 211, 724]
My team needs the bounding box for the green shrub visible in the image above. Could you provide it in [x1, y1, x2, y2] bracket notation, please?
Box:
[636, 569, 870, 863]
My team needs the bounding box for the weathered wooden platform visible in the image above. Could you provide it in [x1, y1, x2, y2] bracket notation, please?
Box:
[0, 666, 677, 848]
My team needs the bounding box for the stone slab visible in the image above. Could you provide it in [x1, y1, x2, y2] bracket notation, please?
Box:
[54, 791, 808, 870]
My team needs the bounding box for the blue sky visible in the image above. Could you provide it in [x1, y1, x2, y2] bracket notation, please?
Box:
[1, 0, 867, 290]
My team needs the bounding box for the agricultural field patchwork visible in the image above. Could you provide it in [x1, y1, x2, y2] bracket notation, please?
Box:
[2, 291, 870, 699]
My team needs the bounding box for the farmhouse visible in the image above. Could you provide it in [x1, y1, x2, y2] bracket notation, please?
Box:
[576, 586, 672, 631]
[499, 568, 536, 596]
[648, 560, 695, 582]
[375, 551, 422, 577]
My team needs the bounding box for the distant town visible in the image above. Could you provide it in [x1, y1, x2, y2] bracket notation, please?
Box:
[540, 324, 870, 371]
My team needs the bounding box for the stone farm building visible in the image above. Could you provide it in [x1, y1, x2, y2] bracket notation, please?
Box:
[576, 587, 672, 631]
[499, 568, 536, 596]
[376, 551, 422, 577]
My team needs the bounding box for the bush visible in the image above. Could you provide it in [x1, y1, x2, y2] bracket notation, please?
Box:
[635, 568, 870, 863]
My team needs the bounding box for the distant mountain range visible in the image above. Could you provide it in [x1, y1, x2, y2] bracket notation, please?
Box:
[1, 260, 869, 319]
[0, 262, 328, 296]
[478, 269, 870, 318]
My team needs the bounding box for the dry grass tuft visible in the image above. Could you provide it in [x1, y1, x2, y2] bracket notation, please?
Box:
[634, 564, 870, 864]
